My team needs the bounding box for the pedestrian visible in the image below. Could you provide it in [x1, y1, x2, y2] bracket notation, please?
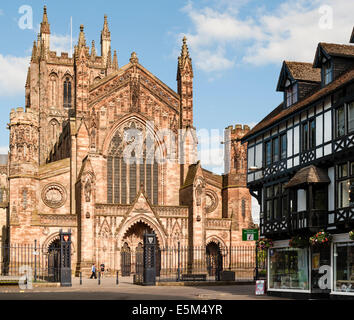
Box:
[100, 263, 105, 278]
[90, 263, 97, 279]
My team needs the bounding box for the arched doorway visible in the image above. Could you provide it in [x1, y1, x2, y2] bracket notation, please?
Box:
[120, 221, 161, 276]
[206, 242, 222, 276]
[48, 239, 60, 282]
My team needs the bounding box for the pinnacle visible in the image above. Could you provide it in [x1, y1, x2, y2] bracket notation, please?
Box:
[78, 24, 86, 47]
[40, 5, 50, 34]
[130, 52, 139, 64]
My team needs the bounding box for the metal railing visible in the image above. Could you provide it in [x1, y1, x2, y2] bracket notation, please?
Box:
[0, 241, 61, 282]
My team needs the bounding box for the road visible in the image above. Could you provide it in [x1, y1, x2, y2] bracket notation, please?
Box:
[0, 277, 286, 300]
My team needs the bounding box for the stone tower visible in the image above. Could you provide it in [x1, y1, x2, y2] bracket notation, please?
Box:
[222, 125, 254, 242]
[8, 108, 40, 242]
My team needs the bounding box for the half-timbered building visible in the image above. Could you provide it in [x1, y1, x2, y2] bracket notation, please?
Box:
[242, 27, 354, 298]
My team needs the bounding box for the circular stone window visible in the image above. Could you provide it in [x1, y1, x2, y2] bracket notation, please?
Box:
[41, 183, 67, 209]
[205, 190, 218, 213]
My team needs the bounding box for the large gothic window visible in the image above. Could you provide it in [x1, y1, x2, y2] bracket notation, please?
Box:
[63, 77, 72, 108]
[107, 121, 159, 205]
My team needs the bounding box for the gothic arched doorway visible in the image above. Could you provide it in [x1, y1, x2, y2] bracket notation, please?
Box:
[48, 239, 60, 282]
[206, 242, 222, 276]
[121, 221, 161, 276]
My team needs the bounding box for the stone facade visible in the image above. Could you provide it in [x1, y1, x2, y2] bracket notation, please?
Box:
[2, 7, 255, 275]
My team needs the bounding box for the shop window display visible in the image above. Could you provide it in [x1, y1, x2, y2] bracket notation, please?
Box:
[269, 247, 309, 290]
[334, 242, 354, 293]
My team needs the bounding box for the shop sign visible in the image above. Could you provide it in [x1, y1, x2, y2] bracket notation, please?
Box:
[242, 229, 259, 241]
[255, 280, 266, 295]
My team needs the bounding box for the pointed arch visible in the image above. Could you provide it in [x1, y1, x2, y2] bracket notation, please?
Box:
[117, 214, 167, 248]
[103, 114, 165, 205]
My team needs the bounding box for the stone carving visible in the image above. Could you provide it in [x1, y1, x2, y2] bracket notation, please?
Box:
[84, 179, 91, 202]
[205, 190, 218, 214]
[130, 74, 140, 112]
[42, 183, 66, 208]
[195, 178, 205, 206]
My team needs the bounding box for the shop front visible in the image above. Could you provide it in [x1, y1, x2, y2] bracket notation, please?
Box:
[267, 235, 354, 299]
[267, 240, 310, 297]
[332, 234, 354, 298]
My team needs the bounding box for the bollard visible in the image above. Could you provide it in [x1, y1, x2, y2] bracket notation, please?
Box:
[116, 271, 119, 285]
[98, 271, 101, 285]
[80, 272, 82, 285]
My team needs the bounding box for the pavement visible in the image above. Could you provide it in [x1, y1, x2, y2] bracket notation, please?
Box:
[0, 276, 288, 300]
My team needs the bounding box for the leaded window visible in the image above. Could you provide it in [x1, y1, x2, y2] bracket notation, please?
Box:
[336, 161, 354, 209]
[63, 77, 72, 108]
[107, 121, 160, 205]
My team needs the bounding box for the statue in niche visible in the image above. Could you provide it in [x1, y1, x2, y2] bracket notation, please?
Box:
[84, 179, 92, 202]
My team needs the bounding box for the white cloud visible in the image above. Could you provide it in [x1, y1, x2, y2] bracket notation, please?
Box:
[0, 54, 29, 96]
[0, 146, 8, 154]
[51, 34, 76, 56]
[180, 0, 354, 71]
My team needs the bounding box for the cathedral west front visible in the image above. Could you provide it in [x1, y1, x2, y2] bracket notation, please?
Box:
[0, 6, 254, 275]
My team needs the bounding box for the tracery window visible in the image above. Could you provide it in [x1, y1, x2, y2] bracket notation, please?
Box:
[107, 121, 160, 205]
[63, 77, 72, 108]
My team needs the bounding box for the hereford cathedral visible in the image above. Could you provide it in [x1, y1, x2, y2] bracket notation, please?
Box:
[0, 7, 254, 275]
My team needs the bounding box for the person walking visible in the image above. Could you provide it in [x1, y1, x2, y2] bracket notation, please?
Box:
[100, 263, 105, 278]
[90, 263, 97, 279]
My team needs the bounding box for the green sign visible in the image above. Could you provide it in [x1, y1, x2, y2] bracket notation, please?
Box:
[242, 229, 259, 241]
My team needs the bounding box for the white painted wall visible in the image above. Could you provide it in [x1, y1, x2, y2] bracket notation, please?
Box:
[294, 125, 300, 154]
[316, 114, 323, 146]
[287, 129, 293, 157]
[324, 111, 332, 143]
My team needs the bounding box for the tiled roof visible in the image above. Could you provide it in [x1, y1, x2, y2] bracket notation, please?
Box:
[285, 61, 321, 82]
[243, 68, 354, 140]
[319, 42, 354, 59]
[284, 165, 330, 188]
[201, 168, 222, 186]
[182, 162, 199, 188]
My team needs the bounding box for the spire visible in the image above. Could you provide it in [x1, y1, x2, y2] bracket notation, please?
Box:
[178, 36, 192, 69]
[350, 26, 354, 44]
[78, 24, 86, 48]
[40, 5, 50, 34]
[113, 50, 118, 70]
[101, 14, 111, 39]
[31, 41, 37, 62]
[91, 40, 96, 61]
[101, 15, 111, 66]
[130, 52, 139, 64]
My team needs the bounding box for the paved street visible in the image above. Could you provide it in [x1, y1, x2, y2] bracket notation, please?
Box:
[0, 277, 287, 300]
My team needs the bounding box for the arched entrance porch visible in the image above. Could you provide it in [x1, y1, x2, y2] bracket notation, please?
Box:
[119, 221, 161, 277]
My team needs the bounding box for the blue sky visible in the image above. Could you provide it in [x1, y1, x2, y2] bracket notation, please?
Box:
[0, 0, 352, 162]
[0, 0, 352, 223]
